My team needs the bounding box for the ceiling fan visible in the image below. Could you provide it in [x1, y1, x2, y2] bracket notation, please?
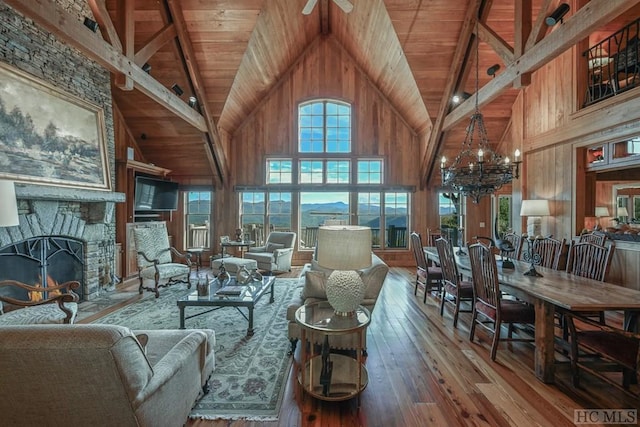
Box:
[302, 0, 354, 15]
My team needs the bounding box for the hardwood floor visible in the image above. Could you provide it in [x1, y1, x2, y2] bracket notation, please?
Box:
[83, 267, 640, 426]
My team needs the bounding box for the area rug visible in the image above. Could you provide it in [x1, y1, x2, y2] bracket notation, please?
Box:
[93, 278, 301, 421]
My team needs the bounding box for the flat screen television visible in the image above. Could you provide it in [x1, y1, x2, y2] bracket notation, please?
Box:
[134, 176, 179, 211]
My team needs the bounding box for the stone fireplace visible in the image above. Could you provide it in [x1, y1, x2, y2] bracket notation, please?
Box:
[0, 185, 124, 301]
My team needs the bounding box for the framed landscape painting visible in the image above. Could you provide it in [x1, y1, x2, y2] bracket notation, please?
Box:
[0, 62, 110, 190]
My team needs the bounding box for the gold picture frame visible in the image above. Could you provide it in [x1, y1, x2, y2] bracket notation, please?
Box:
[0, 62, 111, 190]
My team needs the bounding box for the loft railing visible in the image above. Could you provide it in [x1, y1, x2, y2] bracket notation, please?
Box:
[583, 17, 640, 107]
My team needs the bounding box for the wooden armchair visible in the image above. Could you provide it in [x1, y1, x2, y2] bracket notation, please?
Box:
[133, 223, 192, 298]
[0, 279, 80, 324]
[563, 310, 639, 396]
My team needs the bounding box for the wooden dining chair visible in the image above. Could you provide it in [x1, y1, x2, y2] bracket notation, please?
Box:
[578, 232, 607, 246]
[563, 240, 616, 326]
[467, 242, 535, 361]
[410, 231, 442, 303]
[434, 237, 473, 327]
[531, 236, 565, 270]
[501, 232, 523, 260]
[562, 310, 639, 396]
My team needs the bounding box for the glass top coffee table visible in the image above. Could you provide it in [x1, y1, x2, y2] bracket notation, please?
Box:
[177, 276, 275, 336]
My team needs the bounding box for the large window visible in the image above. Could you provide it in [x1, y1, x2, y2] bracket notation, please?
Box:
[185, 191, 211, 249]
[299, 100, 351, 153]
[242, 98, 412, 250]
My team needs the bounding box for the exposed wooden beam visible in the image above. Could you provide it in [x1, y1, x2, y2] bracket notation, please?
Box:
[476, 21, 514, 64]
[4, 0, 208, 133]
[420, 0, 481, 188]
[134, 24, 177, 67]
[87, 0, 121, 51]
[113, 0, 134, 90]
[87, 0, 132, 90]
[525, 0, 554, 51]
[513, 0, 532, 88]
[442, 0, 640, 132]
[166, 0, 228, 185]
[320, 0, 330, 35]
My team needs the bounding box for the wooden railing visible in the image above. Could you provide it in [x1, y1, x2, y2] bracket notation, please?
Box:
[584, 18, 639, 107]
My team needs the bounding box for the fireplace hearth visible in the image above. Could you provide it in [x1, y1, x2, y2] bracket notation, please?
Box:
[0, 187, 125, 300]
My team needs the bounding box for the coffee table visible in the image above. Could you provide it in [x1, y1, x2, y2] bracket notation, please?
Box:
[177, 276, 275, 336]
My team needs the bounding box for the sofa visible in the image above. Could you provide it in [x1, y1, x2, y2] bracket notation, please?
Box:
[0, 324, 215, 427]
[286, 253, 389, 353]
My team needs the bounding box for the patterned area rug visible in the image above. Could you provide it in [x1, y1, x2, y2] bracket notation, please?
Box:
[93, 278, 300, 421]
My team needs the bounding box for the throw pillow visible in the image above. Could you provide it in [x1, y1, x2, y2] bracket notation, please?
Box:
[303, 270, 328, 299]
[266, 242, 285, 253]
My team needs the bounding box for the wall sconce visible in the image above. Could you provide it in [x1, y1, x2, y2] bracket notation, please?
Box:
[142, 63, 151, 73]
[545, 3, 570, 26]
[0, 180, 19, 227]
[452, 92, 472, 104]
[83, 17, 99, 32]
[171, 84, 184, 96]
[188, 96, 198, 108]
[487, 64, 500, 77]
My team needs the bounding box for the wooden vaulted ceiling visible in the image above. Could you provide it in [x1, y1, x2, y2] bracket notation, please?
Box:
[5, 0, 640, 187]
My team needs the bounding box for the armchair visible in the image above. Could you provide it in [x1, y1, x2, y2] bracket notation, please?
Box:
[133, 222, 192, 298]
[245, 231, 296, 273]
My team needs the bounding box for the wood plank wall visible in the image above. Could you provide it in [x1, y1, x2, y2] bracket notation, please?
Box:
[229, 36, 430, 266]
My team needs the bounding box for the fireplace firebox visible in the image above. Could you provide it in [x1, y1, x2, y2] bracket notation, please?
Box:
[0, 236, 84, 300]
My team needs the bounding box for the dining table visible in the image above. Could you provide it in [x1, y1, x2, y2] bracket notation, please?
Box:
[423, 246, 640, 384]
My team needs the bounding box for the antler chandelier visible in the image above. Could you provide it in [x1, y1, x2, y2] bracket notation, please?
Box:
[440, 16, 521, 203]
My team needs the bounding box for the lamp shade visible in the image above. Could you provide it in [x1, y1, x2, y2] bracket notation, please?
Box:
[520, 200, 550, 217]
[618, 206, 629, 217]
[594, 206, 610, 217]
[316, 226, 372, 270]
[0, 180, 19, 227]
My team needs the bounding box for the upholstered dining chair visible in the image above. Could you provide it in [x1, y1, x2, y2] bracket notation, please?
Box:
[563, 310, 640, 396]
[410, 231, 442, 303]
[133, 222, 192, 298]
[467, 242, 535, 361]
[0, 279, 80, 325]
[434, 237, 473, 327]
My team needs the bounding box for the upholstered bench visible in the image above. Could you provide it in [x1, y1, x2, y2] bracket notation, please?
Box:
[210, 256, 258, 274]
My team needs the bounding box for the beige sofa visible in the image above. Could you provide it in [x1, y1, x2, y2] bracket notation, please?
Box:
[0, 324, 215, 427]
[286, 253, 389, 353]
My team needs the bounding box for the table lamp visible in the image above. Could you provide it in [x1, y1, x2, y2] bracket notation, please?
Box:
[520, 200, 550, 237]
[0, 180, 19, 227]
[594, 206, 610, 230]
[316, 225, 372, 316]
